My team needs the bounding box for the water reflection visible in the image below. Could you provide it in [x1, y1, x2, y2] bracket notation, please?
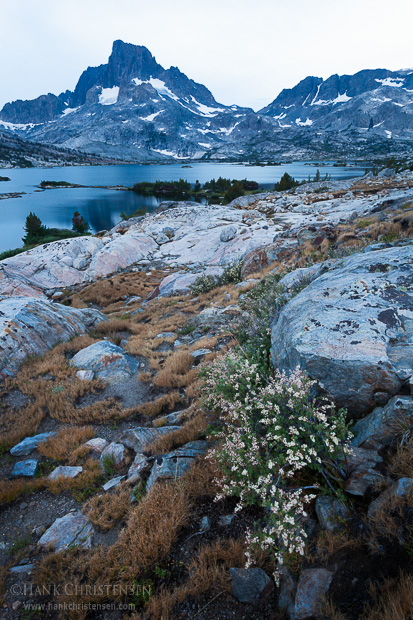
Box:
[0, 162, 368, 252]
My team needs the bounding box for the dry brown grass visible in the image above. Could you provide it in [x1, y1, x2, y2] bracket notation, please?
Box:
[365, 485, 413, 558]
[148, 411, 208, 455]
[322, 598, 350, 620]
[389, 436, 413, 478]
[83, 484, 132, 530]
[0, 566, 6, 607]
[34, 456, 218, 618]
[135, 536, 264, 620]
[313, 528, 363, 563]
[0, 478, 44, 507]
[47, 458, 102, 495]
[360, 572, 413, 620]
[38, 426, 95, 462]
[137, 391, 182, 418]
[177, 456, 218, 498]
[153, 350, 197, 388]
[69, 270, 170, 313]
[0, 335, 105, 449]
[105, 483, 193, 583]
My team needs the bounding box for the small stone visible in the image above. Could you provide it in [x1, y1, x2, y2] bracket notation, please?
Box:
[118, 427, 180, 452]
[235, 279, 259, 289]
[230, 567, 274, 605]
[294, 568, 334, 619]
[38, 511, 94, 552]
[70, 340, 139, 382]
[128, 455, 150, 482]
[100, 442, 125, 466]
[103, 476, 125, 491]
[155, 233, 170, 245]
[76, 369, 94, 381]
[368, 477, 413, 520]
[162, 227, 175, 239]
[10, 564, 34, 574]
[160, 410, 185, 425]
[146, 441, 209, 491]
[345, 468, 385, 497]
[48, 466, 83, 480]
[190, 348, 211, 364]
[220, 226, 237, 243]
[200, 516, 211, 532]
[12, 601, 22, 611]
[156, 332, 175, 339]
[352, 397, 413, 448]
[10, 432, 56, 456]
[84, 438, 108, 454]
[315, 497, 350, 532]
[10, 460, 38, 478]
[32, 526, 46, 536]
[219, 514, 235, 527]
[20, 502, 28, 510]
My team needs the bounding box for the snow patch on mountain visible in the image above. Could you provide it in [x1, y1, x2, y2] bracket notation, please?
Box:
[296, 118, 313, 126]
[140, 110, 163, 122]
[99, 87, 119, 105]
[375, 77, 404, 88]
[62, 107, 80, 116]
[0, 120, 39, 131]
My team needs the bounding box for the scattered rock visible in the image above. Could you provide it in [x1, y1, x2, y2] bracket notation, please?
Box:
[200, 516, 211, 532]
[38, 512, 94, 552]
[118, 426, 180, 452]
[146, 441, 209, 491]
[100, 442, 125, 466]
[315, 496, 350, 532]
[48, 466, 83, 480]
[368, 477, 413, 520]
[219, 514, 235, 527]
[345, 468, 385, 497]
[103, 476, 125, 491]
[9, 564, 34, 574]
[235, 278, 259, 289]
[84, 437, 108, 454]
[190, 348, 211, 364]
[220, 225, 237, 242]
[127, 455, 150, 482]
[71, 340, 139, 381]
[230, 567, 274, 605]
[159, 410, 185, 425]
[10, 460, 38, 478]
[76, 369, 94, 381]
[352, 396, 413, 447]
[343, 447, 383, 473]
[294, 568, 334, 619]
[155, 233, 170, 245]
[10, 432, 56, 456]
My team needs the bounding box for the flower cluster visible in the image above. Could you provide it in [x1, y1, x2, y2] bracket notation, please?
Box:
[202, 350, 352, 582]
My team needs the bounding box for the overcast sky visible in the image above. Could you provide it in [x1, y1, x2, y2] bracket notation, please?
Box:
[1, 0, 412, 111]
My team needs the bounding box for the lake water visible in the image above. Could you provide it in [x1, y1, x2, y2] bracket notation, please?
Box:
[0, 161, 367, 253]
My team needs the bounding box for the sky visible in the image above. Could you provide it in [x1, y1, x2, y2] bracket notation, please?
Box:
[1, 0, 413, 111]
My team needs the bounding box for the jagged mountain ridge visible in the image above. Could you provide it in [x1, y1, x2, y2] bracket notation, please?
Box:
[1, 41, 413, 161]
[259, 69, 413, 137]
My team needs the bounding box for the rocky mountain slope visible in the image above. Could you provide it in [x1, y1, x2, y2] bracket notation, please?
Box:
[0, 171, 413, 619]
[1, 41, 413, 162]
[0, 128, 118, 168]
